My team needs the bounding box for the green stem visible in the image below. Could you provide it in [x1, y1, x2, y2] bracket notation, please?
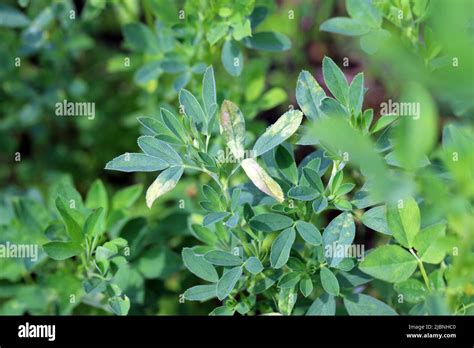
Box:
[409, 248, 431, 292]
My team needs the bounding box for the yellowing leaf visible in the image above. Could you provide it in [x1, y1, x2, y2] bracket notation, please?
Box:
[219, 100, 246, 160]
[241, 158, 284, 203]
[145, 166, 183, 208]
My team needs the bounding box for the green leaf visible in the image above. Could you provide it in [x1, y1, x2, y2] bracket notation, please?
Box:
[219, 100, 246, 160]
[146, 166, 184, 208]
[112, 184, 143, 210]
[190, 224, 217, 245]
[296, 70, 326, 121]
[274, 145, 298, 184]
[204, 250, 242, 266]
[359, 245, 417, 283]
[360, 28, 391, 54]
[203, 212, 230, 226]
[299, 275, 313, 297]
[249, 213, 293, 232]
[133, 61, 162, 84]
[242, 32, 291, 51]
[320, 17, 370, 36]
[108, 295, 130, 316]
[312, 195, 328, 214]
[306, 293, 335, 315]
[217, 266, 243, 300]
[241, 158, 284, 203]
[320, 267, 340, 296]
[287, 186, 319, 201]
[232, 19, 251, 40]
[278, 287, 297, 315]
[137, 116, 173, 137]
[221, 40, 243, 76]
[244, 257, 263, 274]
[160, 108, 186, 142]
[202, 66, 217, 123]
[0, 4, 30, 28]
[302, 168, 325, 193]
[206, 23, 228, 45]
[259, 87, 287, 110]
[322, 212, 355, 267]
[184, 284, 217, 301]
[253, 110, 303, 157]
[270, 227, 296, 269]
[413, 223, 447, 264]
[349, 73, 364, 115]
[361, 206, 391, 235]
[85, 179, 108, 212]
[43, 241, 82, 261]
[322, 56, 350, 106]
[55, 197, 83, 243]
[84, 208, 105, 237]
[179, 89, 207, 134]
[371, 115, 398, 133]
[386, 196, 420, 248]
[182, 248, 219, 282]
[346, 0, 382, 27]
[278, 272, 301, 289]
[137, 136, 182, 165]
[344, 294, 397, 315]
[122, 22, 159, 54]
[209, 306, 235, 316]
[136, 246, 181, 279]
[295, 221, 322, 245]
[394, 279, 426, 303]
[105, 153, 168, 172]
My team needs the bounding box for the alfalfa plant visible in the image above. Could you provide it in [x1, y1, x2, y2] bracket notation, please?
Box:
[106, 58, 471, 315]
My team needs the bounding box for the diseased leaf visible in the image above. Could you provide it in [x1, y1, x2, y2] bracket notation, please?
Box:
[296, 70, 326, 121]
[359, 245, 417, 283]
[270, 227, 296, 269]
[253, 110, 303, 157]
[145, 166, 183, 208]
[322, 212, 355, 267]
[220, 100, 246, 160]
[241, 158, 284, 203]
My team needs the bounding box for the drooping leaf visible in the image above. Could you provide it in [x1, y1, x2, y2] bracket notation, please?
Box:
[253, 110, 303, 157]
[182, 248, 219, 282]
[145, 166, 184, 208]
[270, 227, 296, 269]
[241, 158, 284, 203]
[359, 245, 417, 283]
